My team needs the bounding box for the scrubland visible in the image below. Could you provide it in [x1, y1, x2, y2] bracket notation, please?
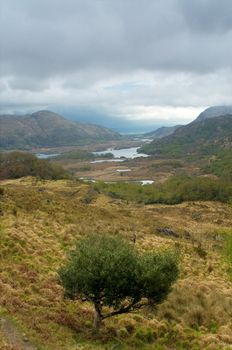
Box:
[0, 177, 232, 349]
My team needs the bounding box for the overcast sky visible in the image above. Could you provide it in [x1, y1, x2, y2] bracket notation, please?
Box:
[1, 0, 232, 130]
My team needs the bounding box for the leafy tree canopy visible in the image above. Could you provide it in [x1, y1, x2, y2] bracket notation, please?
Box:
[58, 234, 179, 332]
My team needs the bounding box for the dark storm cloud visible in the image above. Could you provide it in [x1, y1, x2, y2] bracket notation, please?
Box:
[179, 0, 232, 33]
[0, 0, 232, 124]
[1, 0, 232, 80]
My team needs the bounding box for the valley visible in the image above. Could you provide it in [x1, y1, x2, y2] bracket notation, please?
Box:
[0, 106, 232, 350]
[2, 1, 232, 349]
[57, 155, 199, 183]
[46, 142, 206, 184]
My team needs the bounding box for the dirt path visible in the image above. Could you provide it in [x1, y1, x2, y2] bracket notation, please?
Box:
[0, 317, 37, 350]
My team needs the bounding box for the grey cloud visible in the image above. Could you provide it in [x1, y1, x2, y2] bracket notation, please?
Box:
[1, 0, 232, 81]
[0, 0, 232, 124]
[179, 0, 232, 33]
[8, 77, 49, 91]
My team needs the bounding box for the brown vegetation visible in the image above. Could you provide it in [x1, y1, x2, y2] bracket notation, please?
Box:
[0, 177, 231, 349]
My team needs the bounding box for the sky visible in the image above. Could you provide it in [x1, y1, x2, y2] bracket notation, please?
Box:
[1, 0, 232, 132]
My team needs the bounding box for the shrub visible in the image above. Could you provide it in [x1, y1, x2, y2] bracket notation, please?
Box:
[93, 175, 232, 205]
[0, 152, 70, 180]
[58, 234, 179, 332]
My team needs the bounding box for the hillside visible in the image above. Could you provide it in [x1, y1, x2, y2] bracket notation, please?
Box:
[0, 178, 231, 349]
[0, 111, 120, 150]
[145, 125, 181, 139]
[196, 106, 232, 122]
[141, 114, 232, 157]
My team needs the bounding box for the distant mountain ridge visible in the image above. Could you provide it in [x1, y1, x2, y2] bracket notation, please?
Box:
[195, 106, 232, 122]
[145, 125, 182, 139]
[0, 110, 120, 149]
[141, 114, 232, 157]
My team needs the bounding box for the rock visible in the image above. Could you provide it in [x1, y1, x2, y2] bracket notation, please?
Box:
[37, 188, 45, 192]
[156, 227, 179, 238]
[23, 333, 29, 342]
[213, 234, 224, 241]
[183, 231, 191, 239]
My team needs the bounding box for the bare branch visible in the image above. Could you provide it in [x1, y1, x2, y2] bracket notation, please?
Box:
[102, 300, 146, 320]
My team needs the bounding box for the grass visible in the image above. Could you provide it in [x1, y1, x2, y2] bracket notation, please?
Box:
[225, 233, 232, 279]
[217, 228, 232, 280]
[0, 177, 232, 349]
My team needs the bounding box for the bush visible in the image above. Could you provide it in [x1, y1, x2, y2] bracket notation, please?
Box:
[93, 175, 232, 205]
[0, 152, 70, 180]
[202, 150, 232, 181]
[58, 234, 179, 332]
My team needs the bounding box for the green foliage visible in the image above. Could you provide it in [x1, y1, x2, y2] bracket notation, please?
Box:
[166, 176, 232, 203]
[54, 150, 95, 160]
[53, 149, 114, 163]
[58, 234, 179, 329]
[53, 150, 114, 161]
[134, 327, 156, 343]
[141, 115, 232, 158]
[0, 151, 70, 180]
[202, 150, 232, 181]
[139, 251, 180, 303]
[93, 175, 232, 205]
[59, 235, 139, 306]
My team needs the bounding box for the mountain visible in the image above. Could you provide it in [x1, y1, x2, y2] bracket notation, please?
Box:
[0, 110, 120, 149]
[195, 106, 232, 122]
[141, 114, 232, 157]
[145, 125, 182, 139]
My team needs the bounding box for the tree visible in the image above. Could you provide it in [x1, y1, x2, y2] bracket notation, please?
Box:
[0, 151, 70, 180]
[58, 234, 179, 333]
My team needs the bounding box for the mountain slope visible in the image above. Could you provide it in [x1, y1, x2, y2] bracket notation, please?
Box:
[145, 125, 182, 139]
[141, 114, 232, 157]
[195, 106, 232, 122]
[0, 110, 120, 149]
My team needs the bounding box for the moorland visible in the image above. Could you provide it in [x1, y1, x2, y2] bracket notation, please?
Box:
[0, 106, 232, 350]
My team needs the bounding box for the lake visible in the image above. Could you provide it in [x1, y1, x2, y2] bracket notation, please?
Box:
[92, 147, 149, 162]
[36, 153, 60, 159]
[80, 178, 154, 186]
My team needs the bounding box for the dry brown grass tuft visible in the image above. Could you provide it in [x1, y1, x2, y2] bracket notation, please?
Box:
[159, 279, 232, 329]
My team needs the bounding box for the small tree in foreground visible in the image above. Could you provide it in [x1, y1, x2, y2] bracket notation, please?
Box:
[58, 234, 179, 332]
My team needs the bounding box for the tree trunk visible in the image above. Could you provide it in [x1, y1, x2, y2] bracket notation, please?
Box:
[93, 304, 102, 334]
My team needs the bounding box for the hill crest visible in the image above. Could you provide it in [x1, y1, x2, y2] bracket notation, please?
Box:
[141, 114, 232, 157]
[145, 125, 182, 139]
[0, 110, 120, 149]
[195, 105, 232, 122]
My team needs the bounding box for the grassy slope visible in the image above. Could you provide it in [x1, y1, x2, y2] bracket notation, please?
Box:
[0, 178, 232, 349]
